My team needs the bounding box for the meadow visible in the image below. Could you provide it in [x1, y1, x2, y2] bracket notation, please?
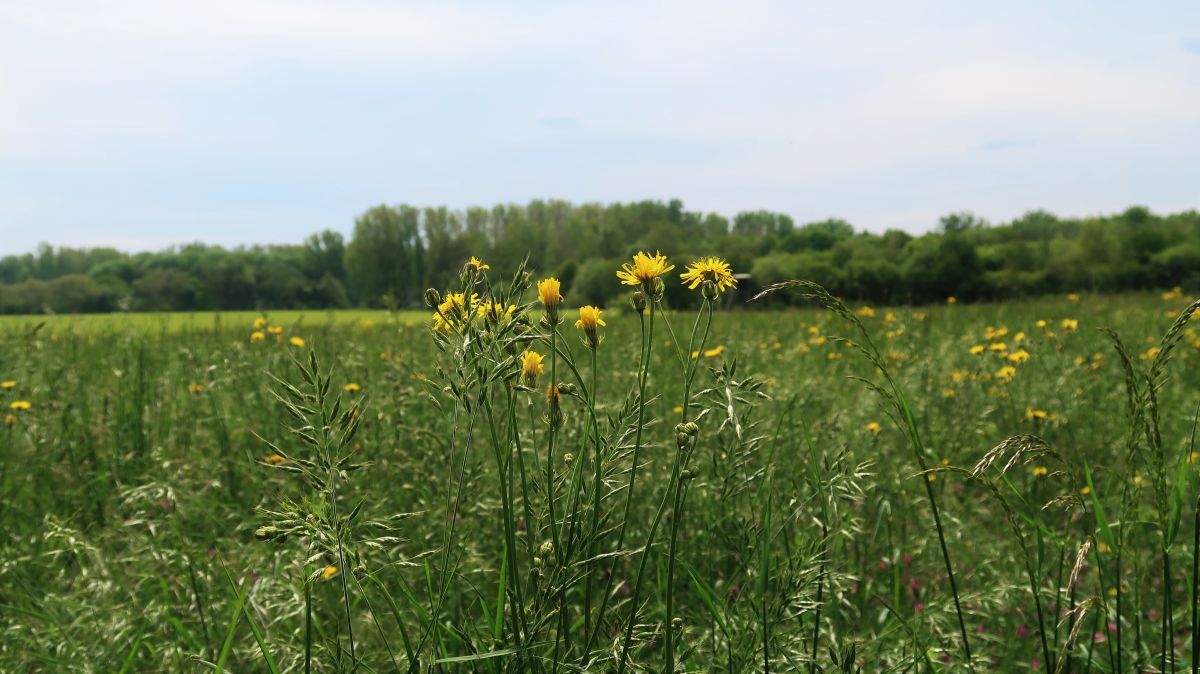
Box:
[1, 263, 1198, 673]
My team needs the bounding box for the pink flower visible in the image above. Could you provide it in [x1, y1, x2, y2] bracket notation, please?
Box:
[1016, 625, 1029, 639]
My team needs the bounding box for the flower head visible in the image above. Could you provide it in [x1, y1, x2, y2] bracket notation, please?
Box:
[321, 565, 339, 581]
[520, 350, 545, 386]
[467, 256, 490, 272]
[478, 301, 516, 324]
[867, 421, 882, 435]
[0, 380, 15, 389]
[680, 257, 736, 296]
[538, 278, 563, 322]
[253, 317, 267, 329]
[9, 400, 31, 411]
[432, 292, 480, 332]
[617, 251, 675, 288]
[249, 331, 266, 343]
[289, 336, 306, 348]
[575, 305, 606, 349]
[344, 382, 361, 392]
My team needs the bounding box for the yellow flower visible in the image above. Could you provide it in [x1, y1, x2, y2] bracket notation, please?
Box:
[996, 365, 1017, 382]
[1066, 293, 1080, 302]
[1061, 319, 1078, 331]
[537, 278, 563, 308]
[1097, 542, 1112, 554]
[467, 256, 490, 271]
[1080, 485, 1091, 495]
[855, 306, 876, 318]
[322, 565, 339, 581]
[0, 380, 15, 389]
[680, 257, 737, 294]
[866, 421, 882, 435]
[187, 383, 206, 393]
[826, 352, 842, 361]
[950, 370, 967, 382]
[946, 296, 957, 304]
[1140, 346, 1160, 361]
[1032, 466, 1049, 477]
[968, 344, 985, 355]
[942, 388, 956, 398]
[1025, 406, 1048, 420]
[289, 336, 306, 348]
[9, 400, 31, 411]
[264, 454, 286, 465]
[249, 331, 266, 343]
[432, 292, 480, 332]
[1007, 349, 1030, 363]
[253, 317, 267, 329]
[344, 383, 361, 392]
[1014, 331, 1025, 342]
[4, 413, 14, 427]
[617, 251, 675, 287]
[267, 325, 284, 335]
[1036, 319, 1047, 329]
[672, 405, 684, 414]
[703, 345, 725, 358]
[575, 305, 606, 331]
[989, 342, 1007, 352]
[478, 301, 516, 323]
[520, 350, 545, 385]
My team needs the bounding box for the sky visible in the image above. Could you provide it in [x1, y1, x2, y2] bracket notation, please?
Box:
[1, 0, 1198, 254]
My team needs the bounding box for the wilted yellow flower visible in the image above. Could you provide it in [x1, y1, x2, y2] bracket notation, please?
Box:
[520, 350, 545, 386]
[4, 413, 14, 427]
[344, 383, 361, 392]
[9, 400, 31, 411]
[253, 317, 267, 329]
[680, 257, 737, 294]
[537, 278, 563, 308]
[249, 331, 266, 343]
[0, 380, 15, 389]
[617, 251, 675, 287]
[467, 256, 490, 271]
[322, 565, 339, 581]
[289, 336, 306, 348]
[867, 421, 882, 435]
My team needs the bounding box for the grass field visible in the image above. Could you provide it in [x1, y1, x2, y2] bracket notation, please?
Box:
[2, 277, 1198, 672]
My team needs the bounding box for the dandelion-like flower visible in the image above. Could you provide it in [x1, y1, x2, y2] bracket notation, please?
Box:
[267, 325, 284, 335]
[289, 336, 306, 348]
[253, 317, 267, 329]
[249, 331, 266, 343]
[0, 380, 15, 389]
[538, 278, 563, 323]
[9, 400, 31, 411]
[867, 421, 882, 435]
[520, 350, 545, 386]
[478, 301, 516, 324]
[680, 257, 736, 295]
[432, 292, 480, 332]
[575, 305, 605, 349]
[344, 382, 361, 392]
[467, 256, 490, 272]
[617, 251, 675, 288]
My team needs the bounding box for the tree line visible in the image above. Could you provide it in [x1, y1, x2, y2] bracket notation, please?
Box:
[1, 200, 1197, 314]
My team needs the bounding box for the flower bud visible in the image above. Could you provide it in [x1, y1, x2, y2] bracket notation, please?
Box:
[424, 288, 442, 309]
[701, 279, 720, 302]
[631, 291, 648, 314]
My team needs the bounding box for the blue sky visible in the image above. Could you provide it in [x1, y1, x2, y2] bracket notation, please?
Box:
[1, 0, 1198, 253]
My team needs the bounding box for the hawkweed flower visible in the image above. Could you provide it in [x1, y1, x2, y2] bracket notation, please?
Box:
[537, 278, 563, 324]
[432, 292, 479, 332]
[267, 325, 284, 335]
[478, 300, 516, 325]
[575, 305, 606, 349]
[253, 317, 267, 329]
[617, 251, 674, 298]
[1, 380, 16, 389]
[9, 400, 31, 411]
[466, 256, 489, 272]
[521, 349, 545, 387]
[344, 382, 361, 392]
[289, 336, 306, 348]
[4, 413, 14, 427]
[249, 330, 266, 343]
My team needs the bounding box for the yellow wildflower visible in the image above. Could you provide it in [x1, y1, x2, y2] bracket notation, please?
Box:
[466, 256, 490, 271]
[996, 365, 1017, 382]
[249, 331, 266, 343]
[1140, 346, 1160, 361]
[1066, 293, 1080, 302]
[267, 325, 284, 335]
[1036, 319, 1047, 329]
[322, 565, 339, 581]
[575, 305, 606, 332]
[1007, 349, 1030, 364]
[289, 336, 306, 348]
[855, 306, 876, 318]
[680, 257, 737, 294]
[537, 278, 563, 309]
[617, 251, 674, 287]
[0, 380, 15, 389]
[703, 345, 725, 358]
[344, 383, 361, 392]
[969, 344, 985, 355]
[1025, 407, 1048, 420]
[989, 342, 1007, 352]
[946, 296, 957, 304]
[1032, 466, 1049, 477]
[4, 413, 14, 426]
[187, 383, 206, 393]
[264, 454, 286, 465]
[866, 421, 882, 435]
[9, 400, 31, 411]
[253, 317, 267, 329]
[520, 350, 545, 386]
[1060, 319, 1078, 331]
